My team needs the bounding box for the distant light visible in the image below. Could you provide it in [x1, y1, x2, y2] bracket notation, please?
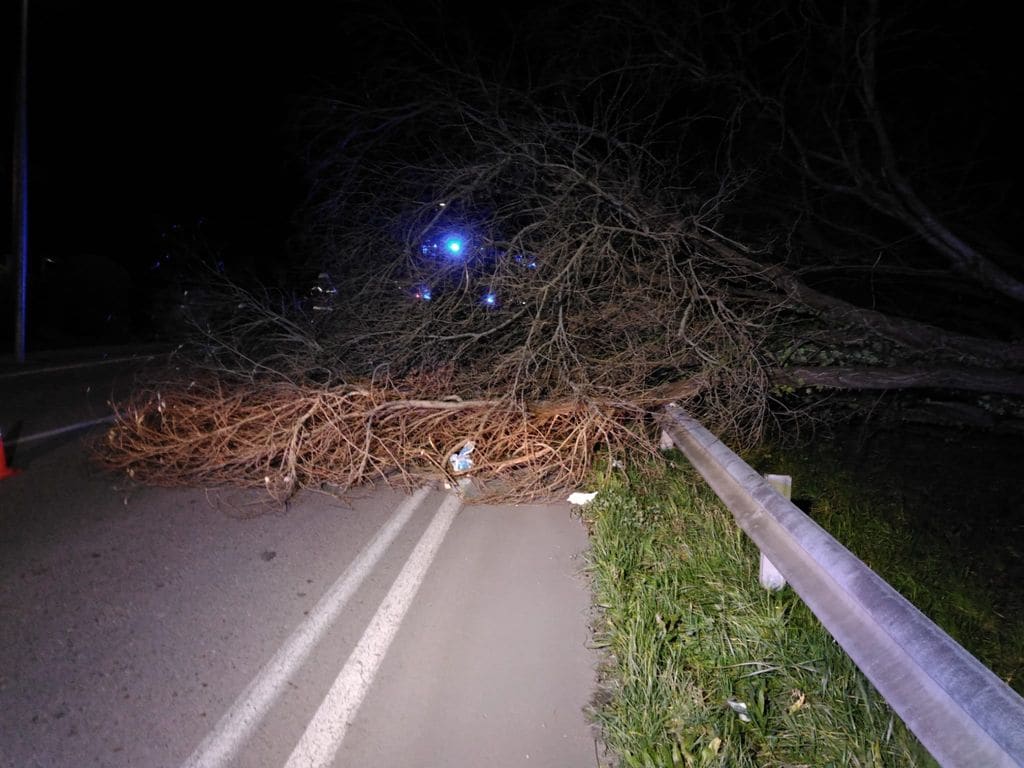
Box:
[421, 230, 474, 260]
[414, 285, 432, 301]
[441, 233, 466, 258]
[482, 292, 497, 307]
[514, 253, 538, 269]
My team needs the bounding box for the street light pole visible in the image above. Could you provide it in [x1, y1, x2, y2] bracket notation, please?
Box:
[12, 0, 29, 362]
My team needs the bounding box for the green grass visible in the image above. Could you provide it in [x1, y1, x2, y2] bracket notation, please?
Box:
[583, 454, 938, 767]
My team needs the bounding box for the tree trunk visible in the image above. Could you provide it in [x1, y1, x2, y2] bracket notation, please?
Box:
[706, 240, 1024, 368]
[776, 366, 1024, 397]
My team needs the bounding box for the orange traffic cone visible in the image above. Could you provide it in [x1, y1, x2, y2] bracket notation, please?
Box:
[0, 430, 20, 479]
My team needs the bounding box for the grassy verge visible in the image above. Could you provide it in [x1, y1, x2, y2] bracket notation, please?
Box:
[584, 453, 937, 767]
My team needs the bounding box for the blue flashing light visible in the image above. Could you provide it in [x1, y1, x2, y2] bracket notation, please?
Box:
[513, 253, 538, 269]
[482, 292, 498, 307]
[420, 230, 475, 261]
[440, 233, 466, 258]
[414, 285, 432, 301]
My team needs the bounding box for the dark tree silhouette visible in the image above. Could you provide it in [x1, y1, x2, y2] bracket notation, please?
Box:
[101, 1, 1024, 500]
[282, 1, 1022, 426]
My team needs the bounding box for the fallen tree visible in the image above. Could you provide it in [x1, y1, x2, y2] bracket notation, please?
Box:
[100, 1, 1023, 500]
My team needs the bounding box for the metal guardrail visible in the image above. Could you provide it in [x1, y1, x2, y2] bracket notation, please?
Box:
[659, 404, 1024, 768]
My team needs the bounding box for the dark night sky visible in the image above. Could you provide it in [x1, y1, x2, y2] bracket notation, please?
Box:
[9, 2, 349, 257]
[1, 2, 363, 345]
[2, 1, 1021, 348]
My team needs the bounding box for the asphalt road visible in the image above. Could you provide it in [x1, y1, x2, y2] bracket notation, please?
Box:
[0, 343, 173, 447]
[0, 351, 602, 768]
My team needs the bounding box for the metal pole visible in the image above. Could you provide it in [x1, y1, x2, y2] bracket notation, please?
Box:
[12, 0, 29, 363]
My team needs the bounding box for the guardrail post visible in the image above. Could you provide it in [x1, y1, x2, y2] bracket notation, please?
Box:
[759, 474, 791, 591]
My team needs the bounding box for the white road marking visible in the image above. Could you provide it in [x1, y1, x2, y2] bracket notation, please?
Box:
[179, 486, 432, 768]
[6, 414, 117, 446]
[0, 351, 168, 379]
[284, 493, 463, 768]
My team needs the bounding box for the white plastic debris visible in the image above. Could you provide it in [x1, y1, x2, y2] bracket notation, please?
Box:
[726, 698, 752, 722]
[448, 441, 476, 473]
[567, 492, 598, 505]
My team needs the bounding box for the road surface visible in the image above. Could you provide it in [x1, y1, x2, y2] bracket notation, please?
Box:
[0, 350, 602, 767]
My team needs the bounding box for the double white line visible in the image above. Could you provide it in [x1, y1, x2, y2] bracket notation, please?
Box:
[182, 488, 462, 768]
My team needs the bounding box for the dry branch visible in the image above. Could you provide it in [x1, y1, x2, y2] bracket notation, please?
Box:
[99, 378, 692, 503]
